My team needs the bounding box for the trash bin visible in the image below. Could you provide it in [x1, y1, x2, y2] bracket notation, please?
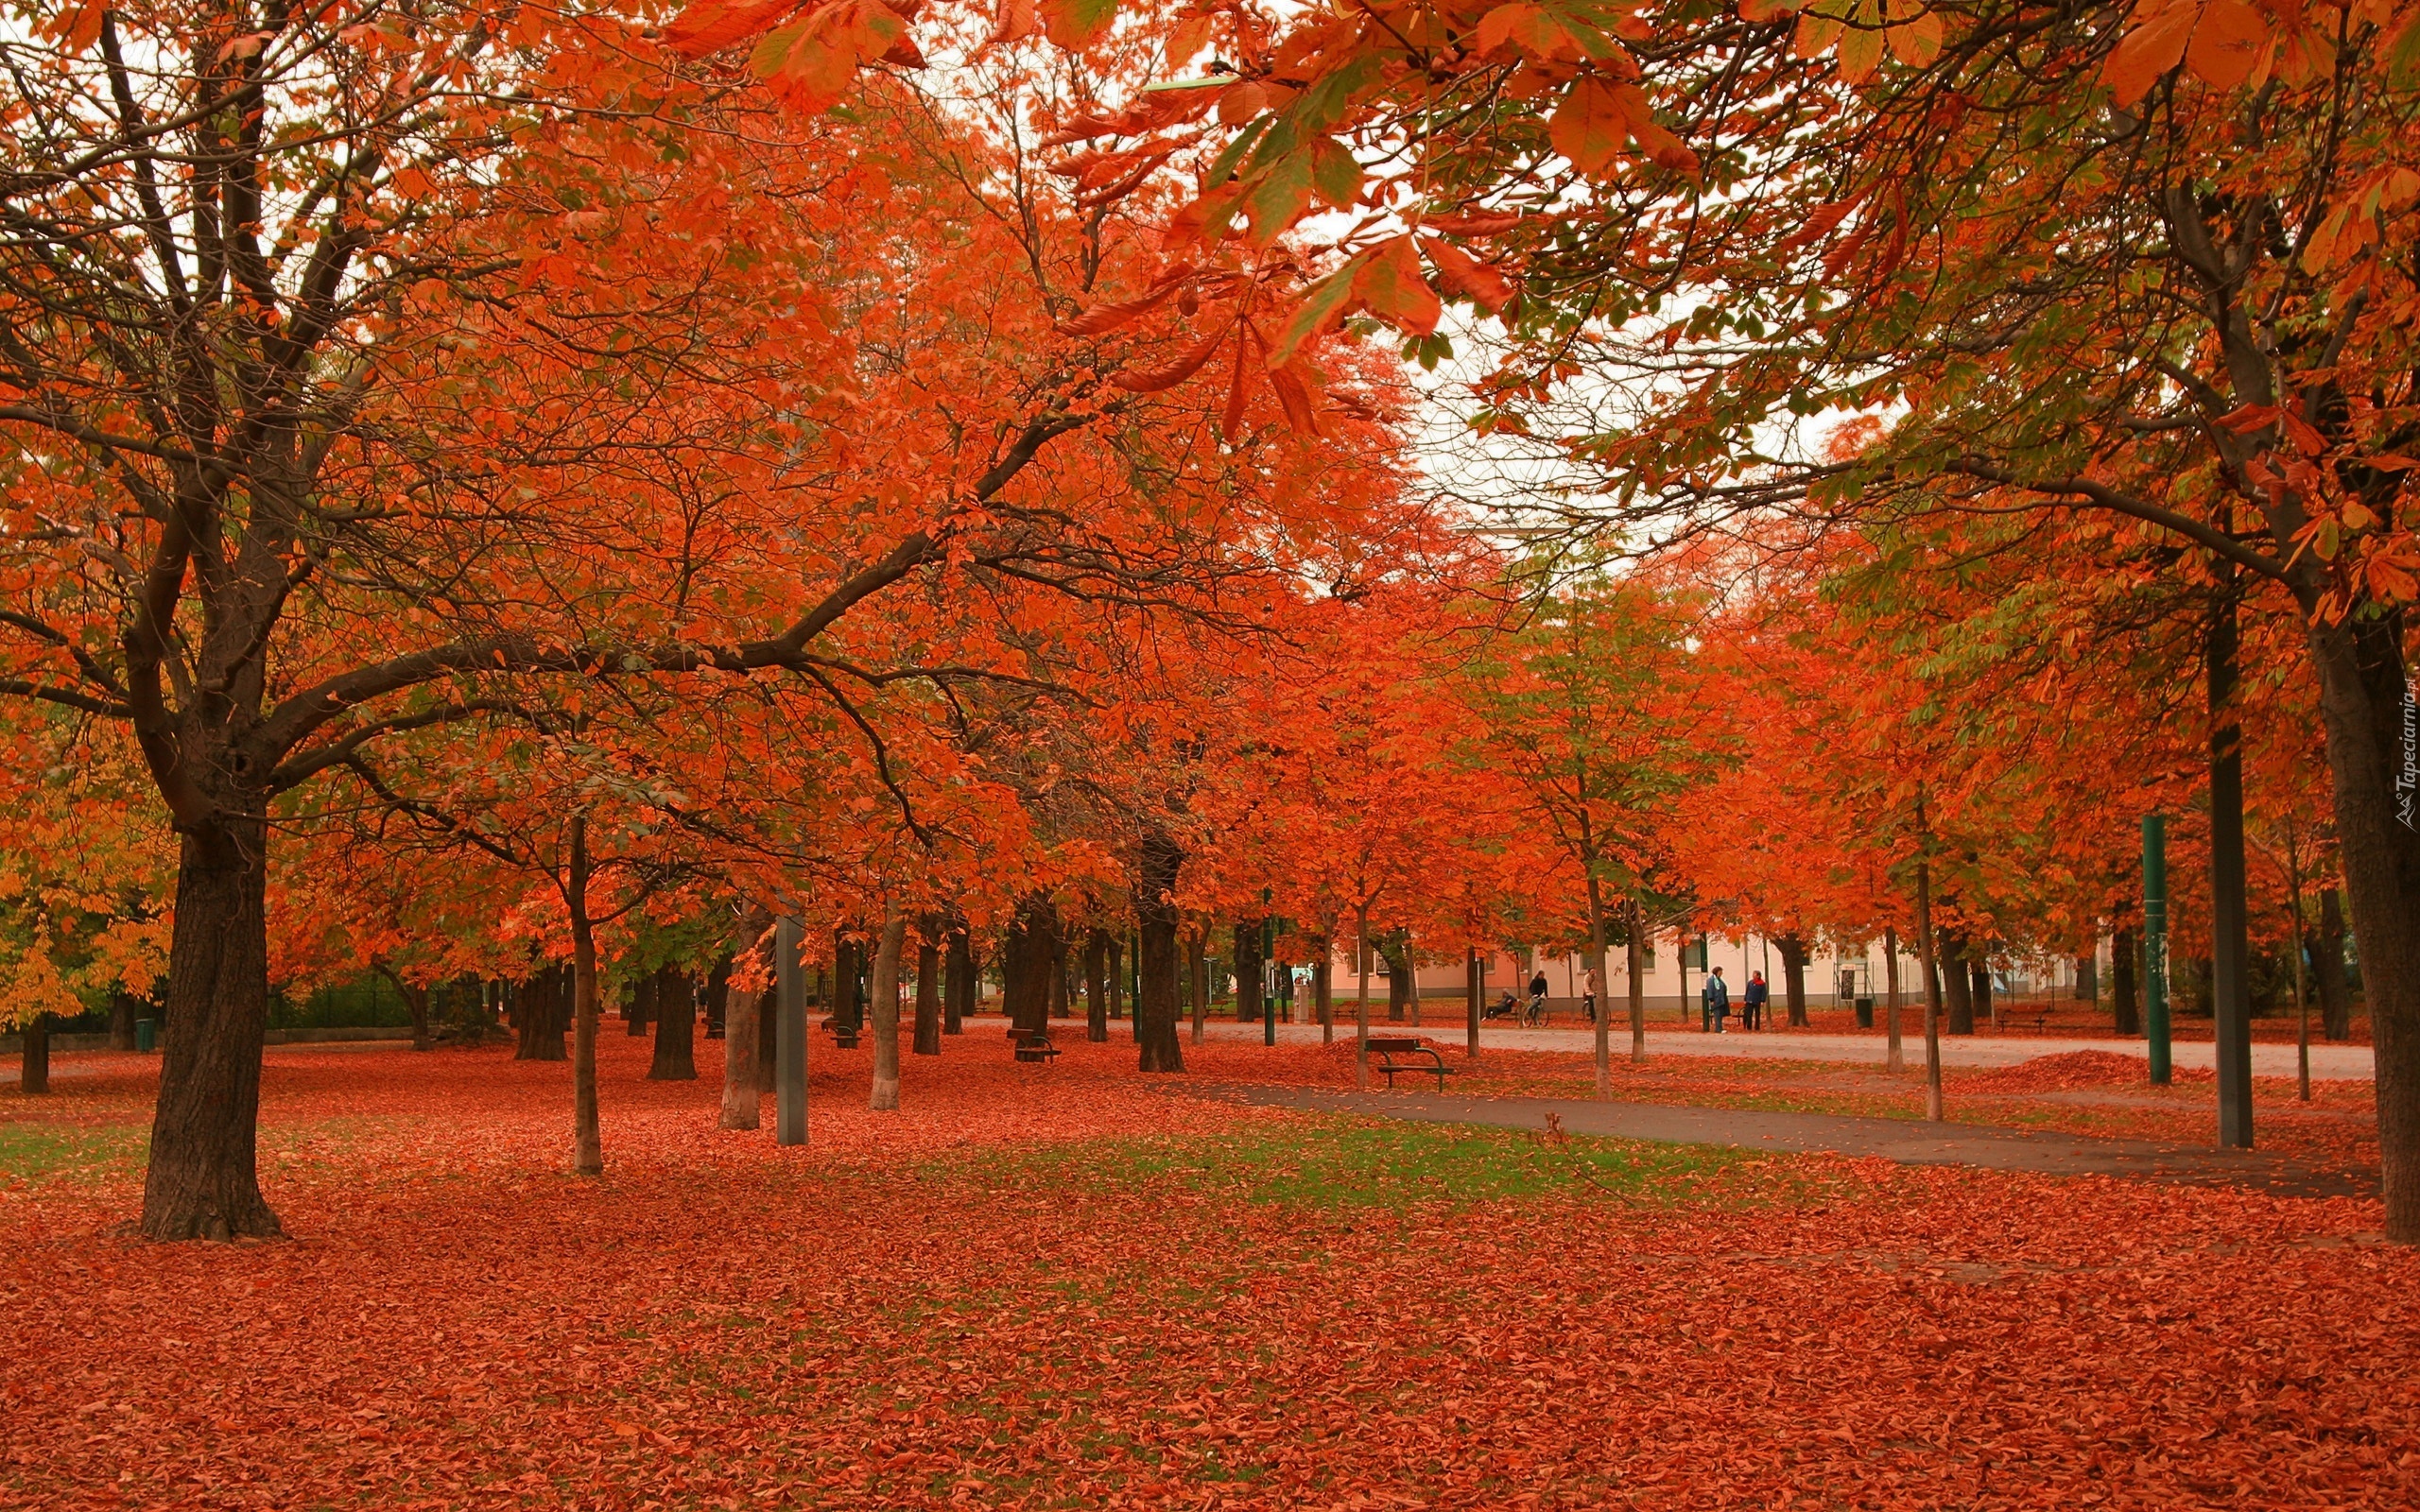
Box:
[135, 1018, 157, 1052]
[1854, 997, 1875, 1029]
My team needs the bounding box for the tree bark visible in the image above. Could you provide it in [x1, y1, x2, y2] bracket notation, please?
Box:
[2300, 599, 2416, 1239]
[1380, 932, 1410, 1023]
[1004, 892, 1058, 1038]
[913, 922, 942, 1057]
[17, 1013, 50, 1094]
[1084, 928, 1110, 1043]
[2313, 887, 2354, 1041]
[1316, 945, 1333, 1046]
[719, 938, 763, 1131]
[1914, 838, 1944, 1123]
[2112, 926, 2141, 1035]
[629, 967, 653, 1036]
[1133, 828, 1184, 1072]
[648, 966, 698, 1080]
[755, 977, 779, 1093]
[1969, 958, 1994, 1033]
[374, 960, 433, 1053]
[1234, 919, 1265, 1024]
[1106, 932, 1124, 1022]
[1941, 929, 1975, 1035]
[568, 816, 604, 1177]
[109, 989, 137, 1052]
[1884, 925, 1904, 1071]
[1355, 909, 1373, 1091]
[833, 932, 863, 1032]
[2074, 954, 2098, 1004]
[1626, 900, 1647, 1064]
[1186, 929, 1209, 1043]
[869, 908, 907, 1110]
[140, 820, 282, 1240]
[1051, 942, 1073, 1022]
[944, 925, 974, 1035]
[1778, 933, 1809, 1027]
[1586, 873, 1611, 1096]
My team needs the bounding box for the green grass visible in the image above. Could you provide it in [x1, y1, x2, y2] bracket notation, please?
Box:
[0, 1120, 147, 1184]
[983, 1114, 1775, 1213]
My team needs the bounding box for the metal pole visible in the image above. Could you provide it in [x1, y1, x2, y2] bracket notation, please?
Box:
[2143, 816, 2171, 1087]
[775, 915, 807, 1145]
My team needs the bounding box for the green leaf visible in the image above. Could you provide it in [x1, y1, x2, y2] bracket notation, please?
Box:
[1270, 252, 1372, 368]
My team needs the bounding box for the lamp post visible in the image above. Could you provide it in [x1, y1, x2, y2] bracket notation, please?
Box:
[2142, 816, 2171, 1088]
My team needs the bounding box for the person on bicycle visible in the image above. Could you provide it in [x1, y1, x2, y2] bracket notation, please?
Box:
[1525, 967, 1549, 1026]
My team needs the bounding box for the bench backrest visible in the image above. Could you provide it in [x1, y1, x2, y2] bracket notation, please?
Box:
[1366, 1038, 1423, 1052]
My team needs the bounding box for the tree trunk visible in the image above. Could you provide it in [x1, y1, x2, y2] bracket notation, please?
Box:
[913, 923, 942, 1057]
[719, 942, 763, 1131]
[1052, 943, 1072, 1022]
[833, 932, 863, 1032]
[1003, 892, 1058, 1038]
[2300, 603, 2416, 1239]
[701, 957, 729, 1040]
[1884, 925, 1904, 1071]
[17, 1013, 50, 1094]
[1187, 930, 1208, 1044]
[109, 989, 137, 1052]
[1778, 933, 1809, 1027]
[375, 961, 433, 1053]
[1586, 873, 1610, 1097]
[140, 821, 282, 1240]
[1969, 958, 1994, 1032]
[1941, 929, 1975, 1035]
[1134, 829, 1184, 1072]
[628, 967, 653, 1036]
[755, 976, 779, 1093]
[648, 966, 698, 1080]
[2112, 926, 2141, 1035]
[1234, 919, 1265, 1024]
[944, 926, 974, 1035]
[1084, 928, 1110, 1043]
[2074, 954, 2099, 1004]
[2313, 887, 2354, 1041]
[869, 908, 906, 1111]
[568, 816, 604, 1177]
[1380, 933, 1410, 1023]
[1466, 946, 1481, 1059]
[1107, 933, 1124, 1021]
[1355, 909, 1373, 1091]
[1914, 829, 1944, 1124]
[1316, 946, 1333, 1046]
[1627, 900, 1647, 1063]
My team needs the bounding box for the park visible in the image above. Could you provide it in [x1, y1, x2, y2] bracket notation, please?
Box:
[2, 1, 2416, 1507]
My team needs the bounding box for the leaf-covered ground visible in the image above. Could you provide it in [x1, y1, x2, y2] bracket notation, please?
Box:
[3, 1032, 2411, 1509]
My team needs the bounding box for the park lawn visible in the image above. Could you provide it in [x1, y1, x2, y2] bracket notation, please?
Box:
[1, 1034, 2411, 1510]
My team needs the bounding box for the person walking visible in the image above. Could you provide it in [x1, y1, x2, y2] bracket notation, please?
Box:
[1702, 966, 1732, 1033]
[1743, 971, 1769, 1031]
[1582, 964, 1603, 1025]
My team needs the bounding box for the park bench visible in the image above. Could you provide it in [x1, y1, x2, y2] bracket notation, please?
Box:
[1011, 1030, 1061, 1065]
[1368, 1037, 1452, 1091]
[819, 1017, 860, 1049]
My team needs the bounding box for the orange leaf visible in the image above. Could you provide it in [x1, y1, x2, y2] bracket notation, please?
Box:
[2102, 0, 2198, 107]
[1352, 236, 1443, 336]
[1421, 236, 1513, 314]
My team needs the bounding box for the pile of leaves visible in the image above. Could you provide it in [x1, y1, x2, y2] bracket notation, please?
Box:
[4, 1034, 2414, 1509]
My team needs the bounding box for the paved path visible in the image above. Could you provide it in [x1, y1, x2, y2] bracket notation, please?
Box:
[1195, 1020, 2375, 1079]
[1200, 1084, 2373, 1199]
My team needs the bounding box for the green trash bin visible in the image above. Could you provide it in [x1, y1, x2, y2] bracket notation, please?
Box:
[135, 1018, 157, 1052]
[1854, 997, 1875, 1029]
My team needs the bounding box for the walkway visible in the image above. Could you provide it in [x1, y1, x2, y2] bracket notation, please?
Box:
[1194, 1019, 2376, 1079]
[1200, 1084, 2373, 1199]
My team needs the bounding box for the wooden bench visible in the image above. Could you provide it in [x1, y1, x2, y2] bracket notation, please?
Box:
[1368, 1037, 1452, 1091]
[819, 1016, 860, 1050]
[1011, 1030, 1061, 1064]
